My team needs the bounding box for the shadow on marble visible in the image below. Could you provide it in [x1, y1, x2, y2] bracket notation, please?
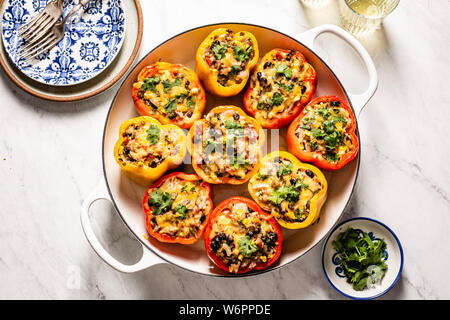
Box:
[0, 69, 115, 114]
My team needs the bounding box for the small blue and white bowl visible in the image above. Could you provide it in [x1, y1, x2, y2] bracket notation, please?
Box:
[322, 217, 404, 300]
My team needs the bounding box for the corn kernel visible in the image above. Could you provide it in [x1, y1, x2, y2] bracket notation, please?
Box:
[238, 254, 243, 261]
[242, 218, 250, 227]
[260, 256, 267, 263]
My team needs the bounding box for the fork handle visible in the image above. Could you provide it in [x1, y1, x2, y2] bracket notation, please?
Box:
[62, 0, 92, 24]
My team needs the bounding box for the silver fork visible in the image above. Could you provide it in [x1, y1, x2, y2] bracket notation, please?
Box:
[18, 0, 91, 62]
[17, 0, 64, 43]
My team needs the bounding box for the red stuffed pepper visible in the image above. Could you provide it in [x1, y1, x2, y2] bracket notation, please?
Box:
[143, 172, 213, 244]
[204, 196, 282, 274]
[243, 48, 317, 129]
[132, 62, 206, 129]
[287, 96, 359, 170]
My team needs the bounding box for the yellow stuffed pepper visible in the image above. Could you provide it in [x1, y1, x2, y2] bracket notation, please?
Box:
[248, 151, 327, 229]
[195, 28, 259, 97]
[114, 116, 186, 186]
[188, 105, 264, 184]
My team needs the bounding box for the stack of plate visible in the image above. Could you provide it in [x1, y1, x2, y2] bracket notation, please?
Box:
[0, 0, 143, 101]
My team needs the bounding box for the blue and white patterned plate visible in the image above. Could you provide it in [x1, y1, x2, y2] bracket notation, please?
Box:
[1, 0, 125, 86]
[322, 217, 404, 300]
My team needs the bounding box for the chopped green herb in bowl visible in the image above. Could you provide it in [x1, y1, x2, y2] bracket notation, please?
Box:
[332, 228, 388, 291]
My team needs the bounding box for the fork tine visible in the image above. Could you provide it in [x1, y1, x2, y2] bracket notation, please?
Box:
[17, 13, 43, 33]
[20, 15, 52, 39]
[23, 38, 58, 62]
[22, 35, 58, 61]
[18, 13, 48, 37]
[17, 32, 53, 58]
[23, 17, 55, 43]
[20, 14, 53, 40]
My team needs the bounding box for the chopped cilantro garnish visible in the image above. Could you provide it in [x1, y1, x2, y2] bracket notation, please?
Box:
[315, 107, 331, 119]
[212, 43, 228, 60]
[312, 128, 326, 139]
[294, 179, 309, 191]
[276, 81, 294, 92]
[270, 92, 284, 106]
[181, 184, 195, 193]
[299, 125, 311, 130]
[186, 96, 195, 108]
[277, 162, 293, 177]
[256, 172, 269, 180]
[224, 120, 242, 129]
[146, 125, 160, 145]
[275, 63, 293, 78]
[295, 208, 305, 221]
[174, 92, 188, 103]
[238, 236, 258, 257]
[229, 64, 242, 77]
[325, 152, 340, 163]
[332, 228, 388, 291]
[148, 190, 173, 216]
[164, 99, 177, 113]
[204, 139, 222, 154]
[232, 154, 250, 169]
[141, 76, 160, 92]
[233, 45, 253, 62]
[174, 204, 188, 219]
[224, 120, 244, 137]
[269, 185, 300, 205]
[162, 78, 181, 93]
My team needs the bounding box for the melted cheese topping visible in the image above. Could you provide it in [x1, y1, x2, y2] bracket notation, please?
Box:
[133, 66, 200, 125]
[246, 49, 315, 120]
[249, 156, 324, 223]
[209, 202, 278, 273]
[147, 176, 211, 239]
[117, 120, 180, 168]
[294, 99, 355, 163]
[193, 109, 260, 181]
[202, 29, 255, 87]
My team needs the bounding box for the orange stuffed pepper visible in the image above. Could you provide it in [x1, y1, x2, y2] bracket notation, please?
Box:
[243, 48, 317, 129]
[188, 106, 264, 184]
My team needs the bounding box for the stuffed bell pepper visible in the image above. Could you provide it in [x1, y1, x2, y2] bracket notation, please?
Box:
[132, 62, 206, 129]
[243, 48, 317, 129]
[188, 105, 265, 184]
[143, 172, 213, 244]
[196, 28, 259, 97]
[114, 116, 186, 186]
[248, 151, 327, 229]
[204, 196, 282, 274]
[287, 96, 359, 170]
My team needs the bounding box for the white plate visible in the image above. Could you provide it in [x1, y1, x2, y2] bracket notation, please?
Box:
[322, 217, 404, 299]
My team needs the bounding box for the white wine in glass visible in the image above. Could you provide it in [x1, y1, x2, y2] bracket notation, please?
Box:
[339, 0, 400, 36]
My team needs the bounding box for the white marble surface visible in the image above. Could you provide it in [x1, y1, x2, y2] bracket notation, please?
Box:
[0, 0, 449, 299]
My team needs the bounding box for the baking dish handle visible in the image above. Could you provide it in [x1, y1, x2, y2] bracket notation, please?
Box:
[296, 24, 378, 116]
[80, 180, 165, 273]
